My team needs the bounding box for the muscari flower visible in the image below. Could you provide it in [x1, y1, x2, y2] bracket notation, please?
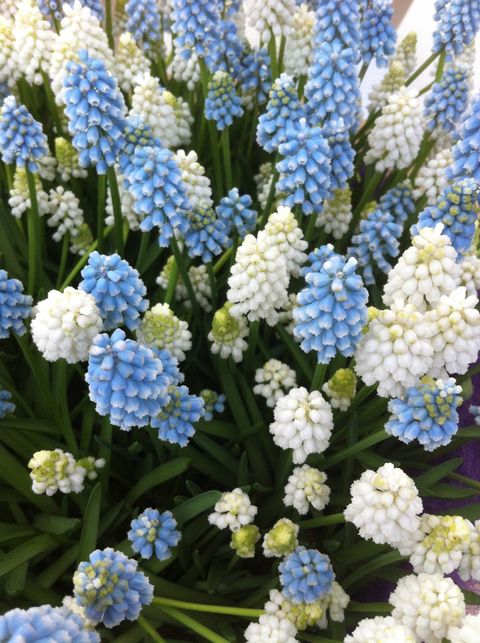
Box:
[378, 180, 416, 227]
[322, 368, 357, 411]
[425, 65, 470, 133]
[360, 0, 396, 68]
[413, 148, 452, 205]
[280, 547, 334, 604]
[200, 389, 226, 421]
[284, 3, 315, 77]
[63, 50, 127, 174]
[313, 0, 361, 52]
[432, 0, 480, 57]
[216, 188, 257, 238]
[243, 0, 295, 45]
[238, 48, 272, 108]
[263, 205, 308, 277]
[137, 303, 191, 362]
[184, 206, 232, 263]
[157, 258, 212, 311]
[46, 186, 84, 242]
[174, 149, 213, 210]
[458, 519, 480, 582]
[70, 223, 94, 256]
[0, 16, 19, 90]
[171, 46, 200, 90]
[315, 187, 352, 240]
[129, 73, 176, 147]
[151, 384, 204, 446]
[208, 488, 257, 531]
[125, 0, 160, 50]
[264, 588, 323, 632]
[13, 0, 52, 86]
[244, 614, 298, 643]
[393, 31, 417, 75]
[0, 389, 15, 418]
[409, 514, 471, 575]
[263, 518, 299, 558]
[283, 465, 330, 515]
[73, 548, 153, 628]
[0, 96, 48, 171]
[128, 508, 181, 560]
[277, 118, 332, 216]
[323, 119, 355, 191]
[294, 246, 368, 364]
[368, 60, 407, 111]
[114, 32, 151, 93]
[253, 359, 297, 408]
[345, 616, 415, 643]
[208, 302, 249, 362]
[204, 71, 243, 131]
[0, 605, 100, 642]
[28, 448, 104, 495]
[55, 136, 88, 181]
[230, 524, 260, 559]
[449, 615, 480, 643]
[79, 252, 148, 331]
[0, 269, 32, 338]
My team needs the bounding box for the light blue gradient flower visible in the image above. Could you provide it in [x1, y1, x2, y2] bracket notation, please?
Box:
[184, 207, 232, 262]
[75, 0, 104, 19]
[447, 95, 480, 181]
[323, 119, 355, 190]
[0, 605, 99, 642]
[433, 0, 480, 57]
[313, 0, 361, 53]
[378, 181, 416, 227]
[205, 71, 243, 130]
[128, 508, 181, 560]
[126, 0, 161, 50]
[216, 188, 257, 237]
[118, 116, 160, 177]
[0, 96, 48, 172]
[73, 547, 153, 628]
[200, 389, 226, 421]
[360, 0, 396, 68]
[0, 389, 15, 418]
[0, 269, 32, 339]
[424, 66, 469, 133]
[279, 547, 334, 604]
[151, 384, 205, 446]
[238, 48, 272, 106]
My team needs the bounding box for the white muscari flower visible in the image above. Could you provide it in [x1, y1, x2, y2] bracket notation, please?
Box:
[253, 359, 297, 408]
[0, 0, 16, 19]
[283, 4, 315, 78]
[174, 150, 213, 210]
[13, 0, 53, 86]
[171, 47, 200, 90]
[262, 518, 299, 558]
[114, 32, 151, 93]
[244, 0, 296, 45]
[31, 287, 103, 363]
[0, 16, 19, 89]
[459, 251, 480, 296]
[427, 287, 480, 377]
[264, 589, 324, 631]
[413, 148, 452, 205]
[263, 206, 308, 277]
[55, 137, 88, 181]
[105, 171, 141, 231]
[409, 514, 471, 575]
[458, 519, 480, 582]
[254, 162, 274, 210]
[230, 524, 260, 558]
[320, 582, 349, 626]
[345, 616, 415, 642]
[322, 368, 357, 412]
[37, 152, 57, 182]
[392, 32, 417, 76]
[167, 93, 193, 148]
[269, 388, 333, 464]
[28, 449, 104, 496]
[156, 258, 212, 311]
[8, 169, 49, 219]
[244, 614, 298, 643]
[208, 488, 257, 532]
[136, 303, 191, 361]
[354, 300, 435, 398]
[365, 86, 424, 171]
[130, 73, 178, 147]
[448, 614, 480, 642]
[344, 463, 423, 550]
[368, 61, 407, 112]
[46, 187, 85, 242]
[208, 302, 249, 362]
[315, 187, 352, 240]
[69, 224, 93, 257]
[390, 573, 465, 642]
[283, 465, 330, 515]
[382, 224, 461, 311]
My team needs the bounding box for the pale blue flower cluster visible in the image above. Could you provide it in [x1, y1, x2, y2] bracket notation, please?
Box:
[279, 547, 334, 604]
[118, 117, 161, 175]
[151, 385, 205, 445]
[0, 605, 99, 642]
[257, 74, 304, 153]
[74, 0, 104, 19]
[447, 95, 480, 180]
[216, 188, 257, 238]
[128, 508, 181, 560]
[239, 49, 272, 106]
[360, 0, 396, 67]
[63, 51, 127, 174]
[314, 0, 361, 53]
[200, 389, 226, 421]
[378, 181, 416, 227]
[126, 0, 161, 50]
[0, 389, 15, 418]
[0, 270, 32, 339]
[185, 207, 232, 262]
[323, 119, 355, 190]
[205, 72, 243, 131]
[277, 118, 332, 215]
[79, 252, 148, 331]
[294, 246, 368, 364]
[432, 0, 480, 56]
[424, 66, 470, 133]
[0, 96, 48, 172]
[386, 378, 462, 451]
[73, 547, 153, 628]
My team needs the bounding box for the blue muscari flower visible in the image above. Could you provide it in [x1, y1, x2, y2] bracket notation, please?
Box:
[155, 347, 183, 387]
[279, 547, 334, 604]
[118, 117, 161, 182]
[424, 66, 469, 133]
[323, 119, 355, 190]
[433, 0, 480, 57]
[0, 96, 48, 172]
[74, 547, 153, 628]
[0, 269, 32, 339]
[360, 0, 397, 68]
[277, 118, 332, 216]
[86, 329, 172, 430]
[447, 95, 480, 181]
[184, 207, 232, 262]
[0, 389, 15, 418]
[200, 389, 226, 421]
[128, 508, 181, 560]
[293, 246, 368, 364]
[257, 73, 305, 153]
[470, 404, 480, 425]
[63, 50, 127, 175]
[126, 0, 161, 50]
[378, 180, 416, 227]
[313, 0, 361, 54]
[38, 0, 63, 22]
[239, 49, 272, 106]
[414, 178, 479, 256]
[216, 188, 257, 237]
[304, 42, 361, 130]
[219, 13, 244, 76]
[79, 252, 148, 331]
[348, 208, 402, 284]
[151, 384, 205, 445]
[74, 0, 104, 19]
[125, 144, 190, 247]
[0, 605, 99, 642]
[205, 71, 243, 131]
[386, 377, 462, 451]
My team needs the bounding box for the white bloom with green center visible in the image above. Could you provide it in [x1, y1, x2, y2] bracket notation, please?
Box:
[263, 518, 299, 558]
[392, 32, 417, 76]
[283, 465, 330, 515]
[253, 359, 297, 407]
[208, 302, 248, 362]
[55, 137, 88, 181]
[47, 186, 85, 242]
[409, 514, 471, 575]
[390, 573, 465, 642]
[322, 368, 357, 411]
[413, 147, 452, 205]
[8, 168, 49, 219]
[230, 524, 260, 558]
[114, 32, 151, 93]
[368, 61, 407, 111]
[13, 0, 53, 85]
[264, 588, 324, 631]
[208, 488, 257, 531]
[130, 73, 178, 148]
[345, 616, 415, 642]
[136, 303, 191, 361]
[28, 449, 104, 495]
[244, 0, 296, 44]
[264, 206, 308, 277]
[284, 4, 315, 78]
[315, 187, 353, 240]
[244, 614, 298, 643]
[174, 150, 213, 210]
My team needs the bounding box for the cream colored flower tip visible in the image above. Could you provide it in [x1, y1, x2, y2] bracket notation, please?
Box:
[208, 488, 257, 532]
[284, 3, 315, 78]
[114, 32, 150, 94]
[13, 0, 53, 86]
[136, 303, 192, 362]
[315, 187, 353, 240]
[47, 186, 85, 242]
[244, 0, 296, 45]
[208, 302, 249, 362]
[457, 519, 480, 583]
[448, 614, 480, 643]
[264, 206, 308, 277]
[283, 465, 330, 515]
[269, 387, 333, 464]
[413, 148, 452, 205]
[174, 150, 213, 210]
[31, 287, 103, 364]
[344, 616, 415, 642]
[344, 463, 422, 549]
[244, 613, 298, 643]
[390, 573, 465, 641]
[382, 223, 461, 311]
[253, 358, 297, 408]
[28, 449, 104, 496]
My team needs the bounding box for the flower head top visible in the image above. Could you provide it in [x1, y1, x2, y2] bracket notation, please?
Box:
[253, 359, 297, 408]
[283, 465, 330, 516]
[0, 16, 19, 90]
[200, 389, 226, 421]
[424, 65, 470, 133]
[216, 188, 257, 238]
[73, 548, 153, 628]
[0, 605, 100, 642]
[322, 368, 357, 411]
[447, 93, 480, 181]
[409, 514, 471, 575]
[279, 547, 334, 604]
[0, 269, 32, 339]
[151, 384, 205, 446]
[137, 303, 191, 362]
[128, 508, 181, 560]
[238, 48, 272, 108]
[13, 0, 53, 86]
[243, 0, 296, 45]
[230, 524, 260, 559]
[125, 0, 161, 50]
[114, 32, 151, 93]
[28, 448, 104, 495]
[313, 0, 361, 52]
[368, 60, 407, 111]
[284, 3, 315, 77]
[174, 149, 213, 209]
[208, 488, 257, 531]
[0, 96, 48, 171]
[360, 0, 396, 68]
[205, 71, 243, 131]
[433, 0, 480, 57]
[208, 302, 249, 362]
[263, 518, 299, 558]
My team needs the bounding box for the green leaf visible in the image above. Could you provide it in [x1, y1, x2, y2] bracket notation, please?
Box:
[416, 458, 463, 488]
[343, 551, 405, 588]
[173, 491, 222, 525]
[126, 457, 190, 504]
[0, 534, 56, 578]
[193, 434, 238, 474]
[0, 523, 37, 545]
[33, 514, 81, 535]
[77, 482, 102, 563]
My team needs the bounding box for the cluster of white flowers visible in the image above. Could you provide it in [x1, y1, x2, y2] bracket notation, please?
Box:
[253, 359, 297, 407]
[262, 518, 299, 558]
[208, 302, 249, 362]
[368, 61, 407, 112]
[244, 0, 295, 44]
[105, 171, 141, 231]
[448, 614, 480, 642]
[322, 368, 357, 411]
[345, 615, 415, 642]
[458, 519, 480, 582]
[283, 3, 315, 78]
[315, 188, 352, 240]
[55, 137, 88, 182]
[460, 249, 480, 296]
[392, 32, 418, 76]
[208, 488, 257, 531]
[31, 288, 103, 363]
[114, 32, 151, 93]
[171, 48, 200, 90]
[0, 16, 19, 89]
[263, 206, 308, 277]
[46, 187, 85, 242]
[365, 87, 424, 171]
[8, 169, 49, 219]
[136, 303, 192, 361]
[244, 614, 298, 643]
[269, 388, 333, 464]
[157, 258, 212, 312]
[13, 0, 53, 85]
[28, 449, 105, 495]
[413, 148, 452, 205]
[174, 150, 213, 209]
[283, 465, 330, 515]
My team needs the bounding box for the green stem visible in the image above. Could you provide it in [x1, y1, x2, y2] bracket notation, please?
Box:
[96, 174, 106, 253]
[405, 50, 441, 86]
[137, 615, 166, 642]
[213, 246, 233, 274]
[164, 256, 179, 306]
[106, 166, 124, 254]
[137, 231, 150, 273]
[25, 169, 42, 294]
[154, 605, 228, 643]
[221, 128, 233, 191]
[170, 238, 198, 310]
[349, 601, 392, 614]
[60, 227, 113, 290]
[259, 165, 279, 228]
[277, 35, 286, 75]
[268, 31, 278, 79]
[56, 233, 70, 288]
[300, 513, 345, 529]
[311, 362, 327, 391]
[152, 597, 263, 618]
[40, 70, 64, 136]
[206, 262, 217, 311]
[435, 49, 447, 82]
[105, 0, 114, 50]
[359, 62, 369, 82]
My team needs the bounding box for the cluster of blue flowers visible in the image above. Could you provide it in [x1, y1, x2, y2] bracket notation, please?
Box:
[126, 0, 161, 50]
[279, 547, 334, 604]
[0, 96, 48, 172]
[205, 72, 243, 131]
[378, 181, 416, 227]
[0, 605, 100, 642]
[257, 74, 304, 153]
[216, 188, 257, 238]
[448, 94, 480, 181]
[151, 384, 205, 445]
[0, 270, 32, 339]
[323, 119, 355, 190]
[432, 0, 480, 56]
[424, 66, 470, 133]
[360, 0, 396, 67]
[314, 0, 361, 52]
[128, 508, 181, 560]
[185, 207, 232, 263]
[200, 389, 226, 421]
[238, 49, 272, 106]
